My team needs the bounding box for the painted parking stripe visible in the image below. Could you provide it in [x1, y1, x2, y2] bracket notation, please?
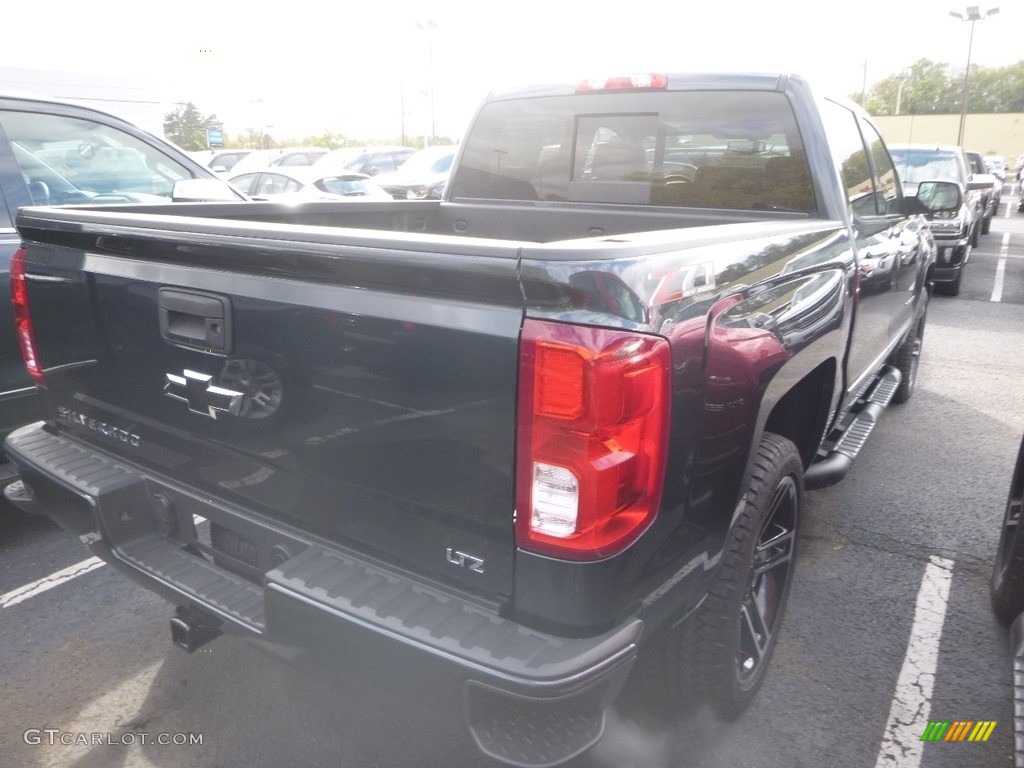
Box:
[991, 232, 1010, 303]
[0, 556, 105, 609]
[874, 556, 955, 768]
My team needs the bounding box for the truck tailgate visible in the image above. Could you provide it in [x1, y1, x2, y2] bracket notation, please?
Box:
[15, 209, 525, 599]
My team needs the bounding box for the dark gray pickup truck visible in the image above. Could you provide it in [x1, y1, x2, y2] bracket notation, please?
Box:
[5, 74, 950, 766]
[0, 93, 241, 485]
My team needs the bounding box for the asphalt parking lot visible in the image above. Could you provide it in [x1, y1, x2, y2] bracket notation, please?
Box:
[2, 195, 1023, 768]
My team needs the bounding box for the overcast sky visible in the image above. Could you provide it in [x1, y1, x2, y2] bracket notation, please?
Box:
[3, 0, 1019, 141]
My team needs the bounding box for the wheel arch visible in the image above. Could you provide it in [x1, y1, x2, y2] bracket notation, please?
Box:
[762, 357, 837, 470]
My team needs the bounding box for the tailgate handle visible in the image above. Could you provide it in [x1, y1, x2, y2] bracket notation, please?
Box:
[158, 289, 232, 354]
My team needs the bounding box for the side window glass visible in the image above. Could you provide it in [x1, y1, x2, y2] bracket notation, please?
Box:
[0, 108, 194, 206]
[263, 174, 288, 195]
[861, 120, 902, 215]
[230, 173, 258, 194]
[822, 100, 877, 217]
[255, 174, 275, 196]
[284, 177, 303, 193]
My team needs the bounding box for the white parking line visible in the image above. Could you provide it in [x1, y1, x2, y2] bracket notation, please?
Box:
[992, 232, 1010, 303]
[0, 556, 106, 609]
[874, 556, 954, 768]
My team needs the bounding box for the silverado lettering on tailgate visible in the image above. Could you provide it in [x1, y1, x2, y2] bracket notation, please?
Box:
[58, 406, 141, 448]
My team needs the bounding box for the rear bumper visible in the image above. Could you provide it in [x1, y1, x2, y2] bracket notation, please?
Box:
[4, 422, 640, 767]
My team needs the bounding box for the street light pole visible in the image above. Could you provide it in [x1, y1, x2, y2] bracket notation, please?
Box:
[416, 18, 438, 147]
[895, 70, 910, 115]
[949, 5, 999, 146]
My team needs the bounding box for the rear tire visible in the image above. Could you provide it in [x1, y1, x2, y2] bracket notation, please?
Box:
[891, 305, 926, 404]
[936, 269, 962, 297]
[648, 433, 802, 718]
[982, 214, 992, 235]
[992, 437, 1024, 625]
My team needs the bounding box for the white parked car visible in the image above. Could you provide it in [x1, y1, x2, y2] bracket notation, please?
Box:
[228, 167, 393, 202]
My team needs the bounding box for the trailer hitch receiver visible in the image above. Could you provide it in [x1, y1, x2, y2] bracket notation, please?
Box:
[170, 605, 222, 653]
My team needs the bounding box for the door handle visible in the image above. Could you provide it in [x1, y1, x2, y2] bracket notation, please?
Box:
[158, 288, 233, 354]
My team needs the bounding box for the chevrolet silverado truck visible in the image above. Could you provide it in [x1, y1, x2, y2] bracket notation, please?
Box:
[0, 93, 241, 488]
[5, 74, 944, 766]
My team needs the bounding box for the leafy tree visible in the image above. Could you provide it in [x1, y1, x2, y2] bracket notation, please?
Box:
[163, 102, 222, 151]
[861, 58, 1024, 115]
[863, 59, 954, 115]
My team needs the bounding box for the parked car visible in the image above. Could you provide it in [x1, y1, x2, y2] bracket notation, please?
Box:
[372, 145, 457, 199]
[1018, 180, 1023, 213]
[984, 155, 1007, 181]
[266, 147, 329, 167]
[312, 145, 415, 177]
[227, 147, 329, 177]
[964, 150, 1002, 234]
[0, 92, 242, 486]
[228, 167, 392, 201]
[190, 149, 254, 175]
[889, 143, 985, 295]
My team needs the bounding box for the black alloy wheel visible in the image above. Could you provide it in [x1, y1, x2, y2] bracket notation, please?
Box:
[736, 472, 799, 691]
[643, 433, 802, 719]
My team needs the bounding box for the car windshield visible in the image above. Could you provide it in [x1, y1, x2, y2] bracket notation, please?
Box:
[889, 148, 960, 185]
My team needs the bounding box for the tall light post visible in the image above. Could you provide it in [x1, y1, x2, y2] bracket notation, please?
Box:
[416, 18, 437, 146]
[895, 70, 910, 116]
[949, 5, 999, 146]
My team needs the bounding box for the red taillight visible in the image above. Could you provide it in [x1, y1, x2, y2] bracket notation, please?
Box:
[576, 74, 668, 93]
[516, 319, 670, 560]
[10, 247, 46, 387]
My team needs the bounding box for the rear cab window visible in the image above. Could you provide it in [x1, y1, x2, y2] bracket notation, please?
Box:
[450, 89, 816, 213]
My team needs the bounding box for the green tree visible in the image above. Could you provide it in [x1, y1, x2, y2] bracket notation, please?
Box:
[163, 102, 222, 151]
[861, 58, 1024, 116]
[863, 59, 955, 115]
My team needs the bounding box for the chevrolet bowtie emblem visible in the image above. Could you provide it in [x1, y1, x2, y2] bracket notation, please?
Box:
[164, 370, 243, 420]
